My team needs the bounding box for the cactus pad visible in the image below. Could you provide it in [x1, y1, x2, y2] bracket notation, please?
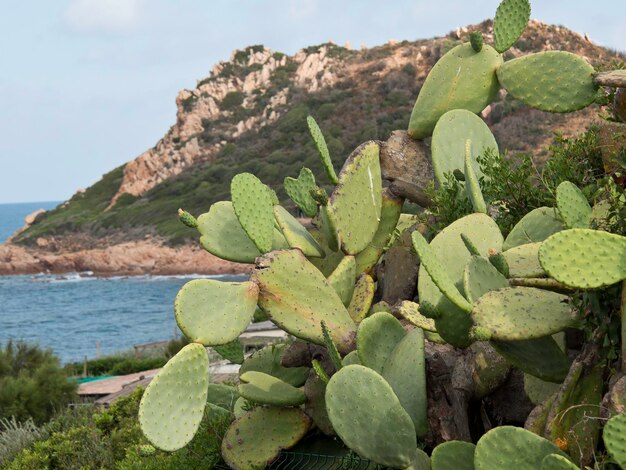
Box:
[472, 287, 577, 340]
[138, 343, 209, 451]
[357, 311, 406, 373]
[252, 250, 356, 353]
[465, 140, 487, 214]
[342, 350, 361, 366]
[230, 173, 275, 253]
[524, 374, 561, 406]
[491, 335, 570, 382]
[325, 365, 417, 467]
[556, 181, 592, 229]
[503, 207, 564, 250]
[396, 301, 436, 331]
[603, 412, 626, 468]
[539, 229, 626, 288]
[408, 43, 502, 139]
[197, 201, 287, 263]
[430, 109, 498, 185]
[327, 255, 357, 306]
[273, 205, 324, 257]
[496, 52, 597, 112]
[493, 0, 531, 53]
[307, 115, 338, 184]
[238, 371, 306, 406]
[206, 383, 239, 411]
[284, 167, 318, 217]
[431, 441, 476, 470]
[239, 343, 309, 387]
[474, 426, 569, 469]
[174, 279, 258, 346]
[304, 374, 335, 436]
[213, 339, 244, 364]
[503, 243, 544, 278]
[347, 273, 376, 323]
[329, 141, 383, 255]
[540, 454, 579, 470]
[463, 255, 509, 303]
[221, 406, 310, 470]
[382, 328, 428, 437]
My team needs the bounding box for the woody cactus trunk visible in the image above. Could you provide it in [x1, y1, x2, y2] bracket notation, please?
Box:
[137, 0, 626, 468]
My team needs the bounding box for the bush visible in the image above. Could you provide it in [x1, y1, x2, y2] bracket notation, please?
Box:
[0, 341, 76, 425]
[221, 91, 245, 110]
[0, 417, 46, 467]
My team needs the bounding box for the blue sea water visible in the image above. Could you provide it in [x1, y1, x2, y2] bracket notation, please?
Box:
[0, 202, 245, 364]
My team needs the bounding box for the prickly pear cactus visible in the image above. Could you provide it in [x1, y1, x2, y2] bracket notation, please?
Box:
[329, 141, 383, 255]
[463, 255, 508, 303]
[327, 255, 357, 306]
[347, 273, 375, 323]
[357, 311, 406, 373]
[431, 441, 476, 470]
[493, 0, 531, 53]
[474, 426, 570, 469]
[539, 229, 626, 288]
[238, 343, 309, 387]
[430, 109, 498, 185]
[230, 173, 275, 253]
[325, 365, 417, 468]
[284, 167, 319, 217]
[603, 412, 626, 469]
[221, 406, 311, 470]
[540, 454, 580, 470]
[238, 371, 306, 406]
[503, 243, 544, 278]
[396, 301, 436, 332]
[503, 207, 564, 250]
[252, 250, 356, 353]
[273, 205, 324, 257]
[174, 279, 258, 346]
[471, 287, 578, 340]
[408, 43, 503, 139]
[556, 181, 592, 229]
[496, 51, 597, 112]
[138, 343, 209, 451]
[464, 140, 487, 214]
[307, 115, 338, 184]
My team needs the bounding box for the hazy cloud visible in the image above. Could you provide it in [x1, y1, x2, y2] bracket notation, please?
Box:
[65, 0, 145, 33]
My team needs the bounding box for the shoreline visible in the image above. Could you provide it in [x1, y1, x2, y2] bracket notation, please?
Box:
[0, 239, 251, 277]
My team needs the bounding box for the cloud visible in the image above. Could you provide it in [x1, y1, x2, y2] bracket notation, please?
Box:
[65, 0, 145, 33]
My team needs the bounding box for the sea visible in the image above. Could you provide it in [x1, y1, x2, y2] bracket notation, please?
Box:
[0, 202, 245, 364]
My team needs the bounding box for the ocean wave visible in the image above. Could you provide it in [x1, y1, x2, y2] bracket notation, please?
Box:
[0, 272, 247, 284]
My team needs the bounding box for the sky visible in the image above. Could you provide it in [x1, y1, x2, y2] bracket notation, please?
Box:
[0, 0, 624, 204]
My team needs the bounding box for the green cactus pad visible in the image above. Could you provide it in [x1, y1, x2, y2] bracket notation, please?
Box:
[382, 328, 428, 437]
[197, 201, 287, 263]
[230, 173, 275, 253]
[174, 279, 258, 346]
[308, 225, 344, 277]
[329, 141, 383, 255]
[304, 374, 335, 436]
[138, 343, 209, 451]
[431, 441, 476, 470]
[465, 140, 487, 213]
[524, 374, 561, 406]
[284, 167, 319, 217]
[541, 454, 579, 470]
[412, 230, 472, 313]
[406, 449, 431, 470]
[213, 339, 244, 364]
[318, 204, 340, 252]
[239, 343, 309, 387]
[463, 255, 509, 303]
[342, 350, 361, 366]
[348, 273, 375, 323]
[493, 0, 531, 52]
[206, 383, 239, 411]
[321, 320, 343, 372]
[396, 301, 436, 332]
[472, 287, 577, 341]
[503, 243, 544, 278]
[307, 115, 338, 184]
[603, 412, 626, 468]
[354, 189, 403, 273]
[238, 371, 306, 406]
[470, 31, 483, 52]
[492, 336, 570, 382]
[556, 181, 592, 229]
[178, 208, 197, 228]
[408, 43, 503, 139]
[475, 426, 569, 469]
[221, 406, 310, 470]
[496, 52, 597, 113]
[503, 207, 565, 251]
[273, 205, 324, 257]
[431, 109, 498, 185]
[357, 311, 406, 373]
[327, 255, 357, 306]
[539, 229, 626, 288]
[252, 250, 356, 353]
[325, 365, 417, 468]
